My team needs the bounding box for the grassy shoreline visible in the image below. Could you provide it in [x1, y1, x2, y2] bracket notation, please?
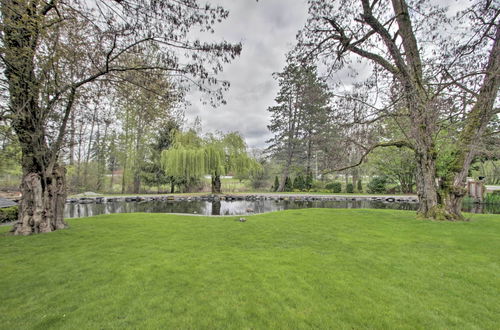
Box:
[1, 209, 499, 328]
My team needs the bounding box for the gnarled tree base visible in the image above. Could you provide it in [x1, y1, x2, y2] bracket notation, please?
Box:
[417, 205, 467, 222]
[11, 165, 68, 235]
[211, 175, 222, 194]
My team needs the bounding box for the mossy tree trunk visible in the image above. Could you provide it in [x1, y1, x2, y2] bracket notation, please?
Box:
[297, 0, 499, 221]
[438, 25, 500, 220]
[390, 0, 499, 221]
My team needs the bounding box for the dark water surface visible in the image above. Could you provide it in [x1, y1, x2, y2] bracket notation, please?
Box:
[64, 199, 500, 218]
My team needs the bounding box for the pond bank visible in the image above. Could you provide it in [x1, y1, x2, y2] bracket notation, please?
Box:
[67, 193, 419, 205]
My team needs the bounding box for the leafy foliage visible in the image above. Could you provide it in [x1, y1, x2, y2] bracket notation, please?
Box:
[0, 206, 18, 223]
[161, 131, 261, 192]
[367, 177, 388, 194]
[267, 62, 331, 185]
[368, 147, 416, 194]
[284, 177, 293, 192]
[305, 172, 314, 190]
[293, 175, 305, 191]
[326, 182, 341, 193]
[357, 179, 363, 193]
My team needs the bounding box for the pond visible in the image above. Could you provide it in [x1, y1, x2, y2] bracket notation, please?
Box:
[64, 199, 500, 218]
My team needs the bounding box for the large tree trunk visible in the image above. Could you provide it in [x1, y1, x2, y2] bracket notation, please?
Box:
[12, 164, 68, 235]
[439, 190, 465, 221]
[413, 149, 458, 220]
[211, 175, 222, 194]
[2, 1, 68, 235]
[389, 0, 463, 220]
[414, 146, 438, 216]
[432, 25, 500, 220]
[392, 0, 499, 220]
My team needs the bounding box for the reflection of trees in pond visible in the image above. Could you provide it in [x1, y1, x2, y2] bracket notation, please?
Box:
[462, 202, 500, 214]
[212, 201, 221, 215]
[281, 200, 418, 211]
[64, 199, 497, 219]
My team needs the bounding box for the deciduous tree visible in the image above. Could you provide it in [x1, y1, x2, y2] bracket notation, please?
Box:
[1, 0, 241, 234]
[296, 0, 499, 220]
[161, 131, 260, 193]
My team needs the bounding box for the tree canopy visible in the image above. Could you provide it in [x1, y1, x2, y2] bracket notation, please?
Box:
[293, 0, 500, 220]
[1, 0, 242, 234]
[161, 131, 261, 193]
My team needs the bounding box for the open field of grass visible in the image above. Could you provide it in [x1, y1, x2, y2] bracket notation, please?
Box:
[1, 209, 499, 329]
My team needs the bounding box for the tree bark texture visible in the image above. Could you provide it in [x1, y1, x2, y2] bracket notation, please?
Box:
[2, 1, 69, 234]
[12, 165, 68, 235]
[439, 25, 500, 220]
[211, 175, 222, 194]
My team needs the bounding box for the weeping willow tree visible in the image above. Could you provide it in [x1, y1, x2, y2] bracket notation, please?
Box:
[161, 131, 261, 193]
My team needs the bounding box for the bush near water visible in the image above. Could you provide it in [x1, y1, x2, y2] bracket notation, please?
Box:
[0, 206, 18, 223]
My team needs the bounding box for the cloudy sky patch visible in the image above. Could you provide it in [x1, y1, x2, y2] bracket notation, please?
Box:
[185, 0, 309, 148]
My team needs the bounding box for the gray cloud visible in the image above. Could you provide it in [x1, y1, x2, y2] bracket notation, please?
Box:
[184, 0, 309, 148]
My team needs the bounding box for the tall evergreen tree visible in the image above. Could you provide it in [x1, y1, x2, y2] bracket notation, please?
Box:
[284, 176, 293, 192]
[141, 121, 180, 193]
[293, 175, 305, 191]
[267, 61, 331, 191]
[305, 171, 313, 191]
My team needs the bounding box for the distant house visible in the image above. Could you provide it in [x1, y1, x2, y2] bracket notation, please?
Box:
[0, 197, 17, 208]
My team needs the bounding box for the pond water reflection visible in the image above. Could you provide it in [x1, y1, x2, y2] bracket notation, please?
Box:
[64, 199, 500, 218]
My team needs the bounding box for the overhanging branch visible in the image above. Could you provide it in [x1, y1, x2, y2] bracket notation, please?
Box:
[322, 140, 414, 174]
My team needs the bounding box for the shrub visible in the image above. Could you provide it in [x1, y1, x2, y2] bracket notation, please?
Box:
[462, 196, 474, 204]
[305, 172, 313, 190]
[367, 176, 388, 194]
[284, 177, 293, 192]
[485, 193, 500, 204]
[346, 183, 354, 193]
[357, 179, 363, 192]
[325, 182, 342, 193]
[0, 206, 18, 223]
[293, 175, 305, 191]
[309, 180, 330, 192]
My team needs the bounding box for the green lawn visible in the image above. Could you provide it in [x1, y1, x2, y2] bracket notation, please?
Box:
[1, 209, 499, 329]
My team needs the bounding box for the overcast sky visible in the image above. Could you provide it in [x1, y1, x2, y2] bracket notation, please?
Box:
[184, 0, 309, 148]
